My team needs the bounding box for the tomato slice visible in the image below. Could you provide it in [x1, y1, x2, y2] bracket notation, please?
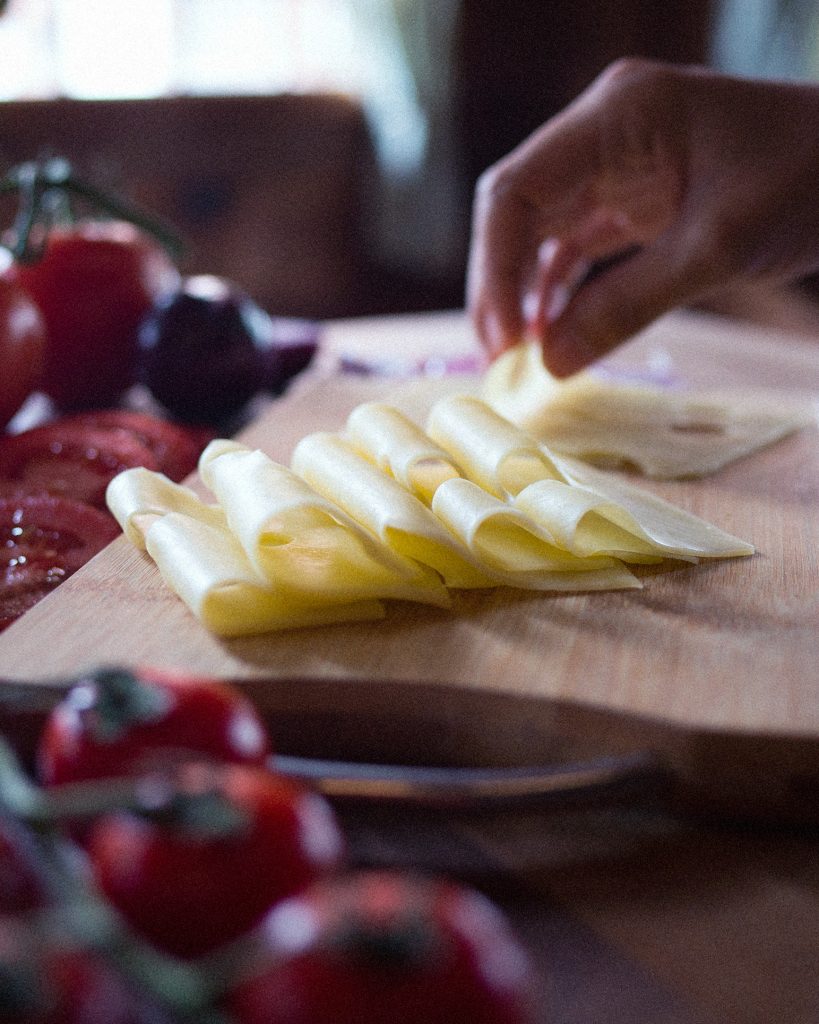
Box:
[0, 494, 120, 631]
[0, 563, 64, 634]
[0, 424, 160, 509]
[57, 409, 213, 482]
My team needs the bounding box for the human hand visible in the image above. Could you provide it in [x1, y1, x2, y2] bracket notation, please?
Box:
[467, 59, 819, 376]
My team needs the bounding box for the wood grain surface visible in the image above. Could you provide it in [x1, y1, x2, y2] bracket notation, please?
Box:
[0, 310, 817, 820]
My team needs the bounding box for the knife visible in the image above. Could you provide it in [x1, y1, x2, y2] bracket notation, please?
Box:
[1, 673, 815, 823]
[0, 674, 669, 812]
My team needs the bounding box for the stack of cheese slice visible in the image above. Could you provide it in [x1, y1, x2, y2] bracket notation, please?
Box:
[106, 396, 754, 636]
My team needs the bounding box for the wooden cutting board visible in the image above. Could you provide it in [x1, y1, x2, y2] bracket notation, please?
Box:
[1, 310, 818, 822]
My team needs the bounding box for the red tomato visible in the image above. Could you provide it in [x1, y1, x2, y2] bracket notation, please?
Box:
[9, 221, 179, 411]
[0, 269, 46, 429]
[57, 409, 213, 482]
[0, 917, 173, 1024]
[227, 872, 540, 1024]
[0, 421, 160, 509]
[87, 763, 345, 959]
[0, 818, 49, 914]
[37, 666, 272, 787]
[0, 494, 120, 632]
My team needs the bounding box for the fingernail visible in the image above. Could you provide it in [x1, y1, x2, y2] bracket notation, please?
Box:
[546, 285, 570, 323]
[566, 257, 592, 290]
[522, 290, 539, 329]
[484, 311, 510, 357]
[537, 237, 559, 266]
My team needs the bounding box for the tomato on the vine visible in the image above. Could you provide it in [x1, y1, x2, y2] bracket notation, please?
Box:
[37, 666, 272, 787]
[0, 817, 50, 914]
[9, 221, 179, 411]
[0, 917, 173, 1024]
[0, 494, 120, 632]
[0, 262, 46, 429]
[227, 871, 540, 1024]
[86, 762, 345, 959]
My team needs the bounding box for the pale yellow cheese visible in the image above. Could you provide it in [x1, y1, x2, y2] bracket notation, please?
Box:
[483, 340, 810, 478]
[199, 441, 450, 609]
[431, 478, 640, 590]
[345, 402, 461, 504]
[105, 467, 225, 549]
[542, 457, 755, 558]
[425, 396, 753, 561]
[291, 432, 496, 589]
[107, 385, 755, 636]
[509, 480, 667, 563]
[425, 395, 567, 498]
[145, 513, 385, 636]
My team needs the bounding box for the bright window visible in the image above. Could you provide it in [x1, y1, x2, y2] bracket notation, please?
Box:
[0, 0, 427, 174]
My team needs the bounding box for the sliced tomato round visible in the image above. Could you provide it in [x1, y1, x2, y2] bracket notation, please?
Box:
[57, 409, 213, 482]
[0, 423, 159, 509]
[0, 494, 120, 631]
[0, 563, 59, 633]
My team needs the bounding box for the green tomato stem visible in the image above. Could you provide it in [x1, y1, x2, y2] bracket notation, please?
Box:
[0, 157, 184, 263]
[76, 665, 171, 743]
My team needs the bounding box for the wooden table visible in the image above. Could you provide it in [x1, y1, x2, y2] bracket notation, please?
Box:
[1, 309, 818, 1022]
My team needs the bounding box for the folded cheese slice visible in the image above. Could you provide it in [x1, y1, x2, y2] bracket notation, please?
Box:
[509, 481, 666, 562]
[542, 457, 755, 559]
[426, 395, 567, 498]
[291, 432, 496, 589]
[345, 402, 461, 504]
[198, 441, 450, 609]
[431, 477, 640, 590]
[145, 513, 385, 636]
[106, 467, 225, 549]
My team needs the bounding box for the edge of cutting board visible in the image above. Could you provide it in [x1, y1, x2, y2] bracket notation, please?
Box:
[231, 673, 819, 825]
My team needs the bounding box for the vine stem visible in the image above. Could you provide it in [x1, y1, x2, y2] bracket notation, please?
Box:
[0, 157, 183, 263]
[0, 737, 236, 1021]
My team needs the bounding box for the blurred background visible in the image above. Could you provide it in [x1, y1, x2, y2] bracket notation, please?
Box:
[0, 0, 818, 327]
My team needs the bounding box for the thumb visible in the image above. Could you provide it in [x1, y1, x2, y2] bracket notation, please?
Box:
[541, 231, 713, 377]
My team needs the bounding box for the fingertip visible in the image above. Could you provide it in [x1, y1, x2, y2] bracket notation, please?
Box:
[473, 307, 521, 361]
[540, 321, 599, 378]
[540, 238, 689, 377]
